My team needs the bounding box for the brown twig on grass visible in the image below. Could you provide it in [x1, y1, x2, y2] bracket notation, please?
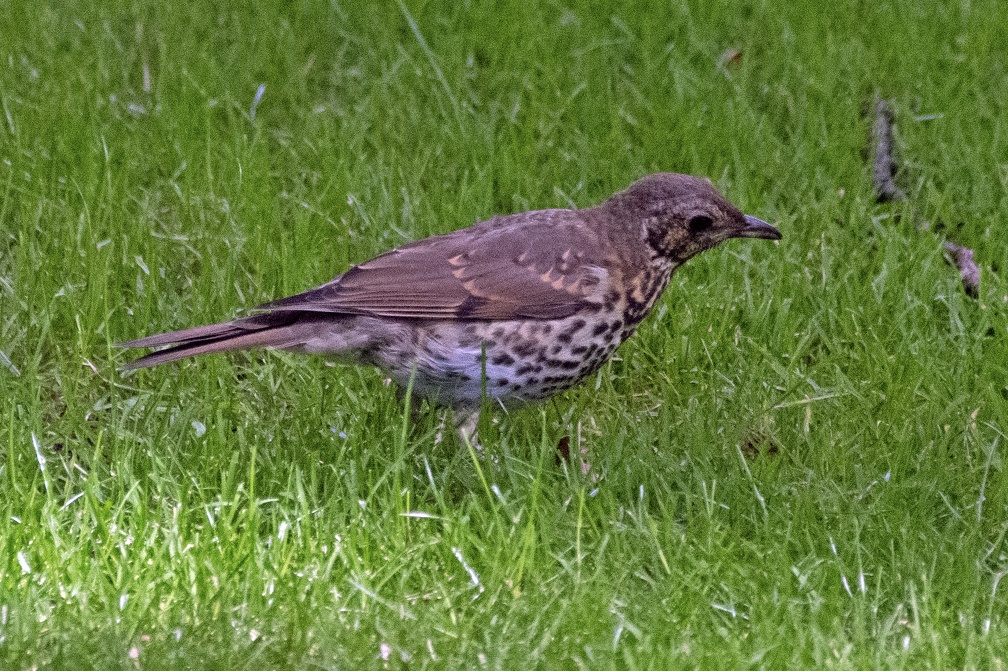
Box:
[942, 241, 981, 298]
[870, 96, 906, 203]
[866, 93, 981, 300]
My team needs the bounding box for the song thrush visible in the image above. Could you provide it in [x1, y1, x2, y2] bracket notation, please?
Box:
[121, 173, 781, 438]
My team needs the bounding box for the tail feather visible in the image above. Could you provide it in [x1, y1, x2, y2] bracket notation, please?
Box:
[118, 321, 251, 350]
[119, 312, 307, 370]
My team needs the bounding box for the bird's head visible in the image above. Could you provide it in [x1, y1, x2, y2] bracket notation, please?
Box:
[602, 173, 781, 263]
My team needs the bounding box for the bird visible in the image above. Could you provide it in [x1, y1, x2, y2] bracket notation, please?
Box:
[120, 173, 781, 441]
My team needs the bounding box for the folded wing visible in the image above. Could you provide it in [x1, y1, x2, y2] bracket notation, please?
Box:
[260, 209, 611, 320]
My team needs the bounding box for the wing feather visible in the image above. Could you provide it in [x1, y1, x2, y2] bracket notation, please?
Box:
[258, 210, 611, 320]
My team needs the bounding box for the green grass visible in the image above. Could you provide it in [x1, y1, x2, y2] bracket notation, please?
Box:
[2, 0, 1008, 667]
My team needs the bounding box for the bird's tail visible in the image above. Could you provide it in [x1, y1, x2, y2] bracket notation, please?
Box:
[118, 312, 316, 370]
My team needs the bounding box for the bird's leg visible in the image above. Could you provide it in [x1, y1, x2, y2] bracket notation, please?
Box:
[454, 406, 502, 469]
[454, 407, 481, 448]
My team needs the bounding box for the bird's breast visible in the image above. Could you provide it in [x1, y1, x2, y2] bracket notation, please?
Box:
[369, 313, 634, 408]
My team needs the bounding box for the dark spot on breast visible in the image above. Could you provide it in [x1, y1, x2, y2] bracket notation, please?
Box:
[592, 322, 608, 337]
[512, 341, 536, 358]
[491, 353, 516, 366]
[571, 345, 588, 356]
[551, 344, 563, 354]
[557, 332, 573, 344]
[625, 290, 646, 313]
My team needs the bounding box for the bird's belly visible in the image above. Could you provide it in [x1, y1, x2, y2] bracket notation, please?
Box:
[372, 317, 622, 408]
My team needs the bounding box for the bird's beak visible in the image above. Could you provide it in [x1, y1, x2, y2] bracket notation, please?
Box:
[737, 214, 782, 240]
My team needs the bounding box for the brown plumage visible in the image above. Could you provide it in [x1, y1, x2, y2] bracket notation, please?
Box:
[121, 173, 780, 437]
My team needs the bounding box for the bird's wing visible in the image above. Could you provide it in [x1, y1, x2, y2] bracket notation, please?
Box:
[260, 210, 612, 320]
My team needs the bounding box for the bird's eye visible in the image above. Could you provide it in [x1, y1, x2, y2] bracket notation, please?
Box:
[687, 215, 714, 233]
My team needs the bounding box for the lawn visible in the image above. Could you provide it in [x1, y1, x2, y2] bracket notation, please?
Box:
[2, 0, 1008, 668]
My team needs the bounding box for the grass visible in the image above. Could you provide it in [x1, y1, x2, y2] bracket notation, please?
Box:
[2, 0, 1008, 667]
